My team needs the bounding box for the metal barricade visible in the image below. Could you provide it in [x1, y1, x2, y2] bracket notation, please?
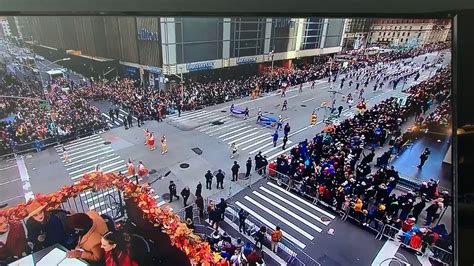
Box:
[376, 223, 402, 241]
[60, 186, 126, 221]
[428, 245, 453, 265]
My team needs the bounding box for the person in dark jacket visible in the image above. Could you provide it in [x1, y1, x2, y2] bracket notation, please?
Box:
[127, 113, 133, 127]
[196, 195, 204, 218]
[255, 226, 266, 249]
[195, 182, 202, 198]
[205, 170, 213, 189]
[231, 161, 240, 182]
[168, 181, 180, 203]
[254, 152, 263, 171]
[238, 209, 248, 234]
[245, 158, 252, 177]
[180, 186, 190, 206]
[25, 200, 69, 252]
[114, 108, 120, 122]
[216, 169, 225, 189]
[216, 198, 228, 222]
[412, 198, 426, 222]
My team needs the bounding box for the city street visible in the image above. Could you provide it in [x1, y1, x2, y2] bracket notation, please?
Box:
[0, 48, 451, 264]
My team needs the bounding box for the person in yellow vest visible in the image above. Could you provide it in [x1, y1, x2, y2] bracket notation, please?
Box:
[161, 135, 168, 155]
[127, 159, 135, 177]
[353, 199, 364, 223]
[271, 226, 283, 253]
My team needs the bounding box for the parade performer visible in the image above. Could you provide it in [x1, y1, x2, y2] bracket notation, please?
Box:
[160, 135, 168, 154]
[277, 115, 283, 130]
[137, 161, 148, 178]
[143, 129, 151, 145]
[62, 146, 71, 164]
[230, 143, 239, 159]
[356, 99, 367, 113]
[310, 111, 317, 126]
[281, 100, 288, 111]
[244, 107, 249, 120]
[256, 108, 263, 124]
[127, 159, 135, 177]
[147, 132, 156, 151]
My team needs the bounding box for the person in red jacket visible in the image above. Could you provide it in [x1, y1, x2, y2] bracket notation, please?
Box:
[101, 232, 138, 266]
[0, 215, 28, 263]
[402, 217, 416, 232]
[410, 232, 422, 250]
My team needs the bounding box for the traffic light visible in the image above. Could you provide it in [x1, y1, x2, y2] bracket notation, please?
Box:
[310, 113, 317, 126]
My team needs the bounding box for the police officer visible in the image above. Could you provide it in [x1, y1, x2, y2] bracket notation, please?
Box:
[205, 170, 213, 190]
[216, 169, 225, 189]
[231, 161, 240, 182]
[169, 181, 180, 202]
[245, 157, 252, 177]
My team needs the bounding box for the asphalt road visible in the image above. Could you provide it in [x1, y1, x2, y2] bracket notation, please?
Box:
[0, 49, 451, 265]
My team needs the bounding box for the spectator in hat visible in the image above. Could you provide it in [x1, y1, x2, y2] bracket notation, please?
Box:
[25, 200, 69, 251]
[65, 211, 108, 262]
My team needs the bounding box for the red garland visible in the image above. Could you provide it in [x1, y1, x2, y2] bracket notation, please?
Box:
[0, 172, 219, 264]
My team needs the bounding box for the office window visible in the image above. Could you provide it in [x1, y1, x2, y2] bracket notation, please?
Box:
[400, 38, 404, 42]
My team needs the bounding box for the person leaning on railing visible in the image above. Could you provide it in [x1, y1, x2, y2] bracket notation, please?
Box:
[65, 211, 108, 263]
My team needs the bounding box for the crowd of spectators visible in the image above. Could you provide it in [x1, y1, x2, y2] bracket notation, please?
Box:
[0, 74, 105, 155]
[0, 41, 450, 157]
[266, 66, 451, 257]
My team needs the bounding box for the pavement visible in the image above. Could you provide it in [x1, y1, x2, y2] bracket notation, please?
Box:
[0, 48, 452, 265]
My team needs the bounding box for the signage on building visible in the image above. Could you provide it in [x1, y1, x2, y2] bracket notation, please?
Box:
[138, 28, 159, 41]
[144, 66, 162, 74]
[149, 72, 155, 86]
[236, 56, 258, 65]
[186, 61, 215, 72]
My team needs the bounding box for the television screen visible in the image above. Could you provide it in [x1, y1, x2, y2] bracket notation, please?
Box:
[0, 16, 452, 266]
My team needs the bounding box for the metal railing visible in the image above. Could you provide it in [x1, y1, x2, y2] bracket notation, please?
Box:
[226, 205, 321, 266]
[59, 186, 126, 221]
[0, 123, 109, 158]
[427, 245, 453, 265]
[376, 223, 453, 265]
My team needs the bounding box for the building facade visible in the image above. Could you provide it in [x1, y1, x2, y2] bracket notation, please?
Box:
[160, 17, 345, 76]
[0, 18, 11, 38]
[342, 18, 375, 50]
[367, 19, 451, 48]
[16, 16, 345, 83]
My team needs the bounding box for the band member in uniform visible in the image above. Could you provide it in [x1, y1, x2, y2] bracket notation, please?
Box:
[281, 100, 288, 111]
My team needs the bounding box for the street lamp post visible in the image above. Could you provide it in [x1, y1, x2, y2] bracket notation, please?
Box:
[268, 50, 274, 71]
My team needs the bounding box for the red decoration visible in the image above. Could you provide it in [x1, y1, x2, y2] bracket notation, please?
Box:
[0, 172, 219, 264]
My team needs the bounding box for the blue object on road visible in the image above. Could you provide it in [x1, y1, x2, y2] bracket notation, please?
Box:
[229, 104, 245, 115]
[258, 115, 277, 127]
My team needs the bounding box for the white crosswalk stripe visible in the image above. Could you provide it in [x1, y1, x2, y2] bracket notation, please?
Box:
[228, 181, 336, 253]
[55, 135, 128, 217]
[101, 108, 137, 128]
[167, 106, 302, 160]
